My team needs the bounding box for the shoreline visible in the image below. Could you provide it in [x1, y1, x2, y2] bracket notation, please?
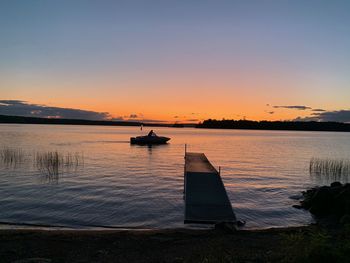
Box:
[0, 220, 313, 232]
[2, 224, 344, 263]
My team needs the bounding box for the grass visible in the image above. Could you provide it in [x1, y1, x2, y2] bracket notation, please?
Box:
[282, 226, 350, 263]
[35, 151, 84, 177]
[0, 146, 24, 166]
[309, 157, 350, 182]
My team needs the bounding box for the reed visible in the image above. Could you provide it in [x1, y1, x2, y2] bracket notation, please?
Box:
[0, 146, 24, 166]
[310, 157, 350, 182]
[35, 151, 84, 177]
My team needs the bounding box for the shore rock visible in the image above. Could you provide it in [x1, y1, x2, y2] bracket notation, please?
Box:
[299, 182, 350, 223]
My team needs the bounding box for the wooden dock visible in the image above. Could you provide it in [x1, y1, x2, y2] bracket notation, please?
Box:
[184, 152, 236, 224]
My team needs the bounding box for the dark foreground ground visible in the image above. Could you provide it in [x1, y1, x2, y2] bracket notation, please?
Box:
[1, 225, 349, 263]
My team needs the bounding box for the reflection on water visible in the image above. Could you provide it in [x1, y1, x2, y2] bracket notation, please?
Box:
[0, 124, 350, 229]
[132, 143, 170, 155]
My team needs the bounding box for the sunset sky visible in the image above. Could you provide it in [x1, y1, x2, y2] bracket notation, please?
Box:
[1, 1, 350, 123]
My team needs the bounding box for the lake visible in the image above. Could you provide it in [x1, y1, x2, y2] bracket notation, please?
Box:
[1, 124, 350, 229]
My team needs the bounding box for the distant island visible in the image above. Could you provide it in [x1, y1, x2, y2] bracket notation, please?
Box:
[197, 119, 350, 132]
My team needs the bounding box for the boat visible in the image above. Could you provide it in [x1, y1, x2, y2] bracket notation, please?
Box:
[130, 130, 170, 145]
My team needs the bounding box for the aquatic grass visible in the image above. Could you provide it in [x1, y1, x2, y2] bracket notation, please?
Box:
[0, 146, 24, 166]
[35, 151, 61, 177]
[310, 158, 350, 183]
[0, 146, 84, 181]
[35, 151, 84, 177]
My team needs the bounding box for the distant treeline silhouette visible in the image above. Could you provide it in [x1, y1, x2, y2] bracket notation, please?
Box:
[197, 119, 350, 132]
[0, 114, 141, 126]
[3, 114, 349, 131]
[0, 114, 194, 128]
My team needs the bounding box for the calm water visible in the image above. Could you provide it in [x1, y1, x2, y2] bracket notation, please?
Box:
[1, 124, 350, 229]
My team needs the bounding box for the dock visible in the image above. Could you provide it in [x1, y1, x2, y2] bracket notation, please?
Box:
[184, 152, 236, 224]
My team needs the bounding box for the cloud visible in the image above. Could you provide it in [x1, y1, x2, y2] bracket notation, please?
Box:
[273, 105, 312, 110]
[186, 119, 199, 122]
[268, 111, 274, 114]
[312, 108, 326, 112]
[0, 100, 111, 120]
[129, 114, 138, 119]
[295, 110, 350, 123]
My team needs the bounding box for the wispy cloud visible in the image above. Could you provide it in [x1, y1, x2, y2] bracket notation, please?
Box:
[273, 105, 312, 110]
[0, 100, 111, 120]
[295, 110, 350, 123]
[312, 108, 326, 112]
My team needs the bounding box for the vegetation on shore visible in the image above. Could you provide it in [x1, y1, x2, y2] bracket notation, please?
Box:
[197, 119, 350, 132]
[0, 225, 349, 263]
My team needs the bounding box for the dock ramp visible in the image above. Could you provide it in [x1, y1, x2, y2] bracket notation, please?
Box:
[184, 152, 236, 224]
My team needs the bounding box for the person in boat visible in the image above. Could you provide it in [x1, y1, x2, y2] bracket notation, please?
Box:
[147, 130, 157, 137]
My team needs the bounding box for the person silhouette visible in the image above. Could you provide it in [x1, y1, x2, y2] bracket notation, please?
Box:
[148, 130, 154, 136]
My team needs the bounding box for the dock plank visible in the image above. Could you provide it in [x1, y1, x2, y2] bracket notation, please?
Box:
[184, 152, 236, 224]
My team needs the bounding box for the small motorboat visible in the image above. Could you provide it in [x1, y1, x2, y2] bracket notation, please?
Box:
[130, 130, 170, 145]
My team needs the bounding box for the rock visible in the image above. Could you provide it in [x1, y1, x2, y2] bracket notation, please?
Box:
[329, 185, 343, 198]
[289, 194, 303, 200]
[298, 182, 350, 223]
[236, 220, 246, 227]
[334, 187, 350, 215]
[308, 186, 333, 216]
[331, 182, 342, 188]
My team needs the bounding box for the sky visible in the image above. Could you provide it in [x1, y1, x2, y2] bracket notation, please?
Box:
[1, 0, 350, 123]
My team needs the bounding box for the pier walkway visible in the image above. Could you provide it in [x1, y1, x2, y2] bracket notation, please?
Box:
[184, 152, 236, 224]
